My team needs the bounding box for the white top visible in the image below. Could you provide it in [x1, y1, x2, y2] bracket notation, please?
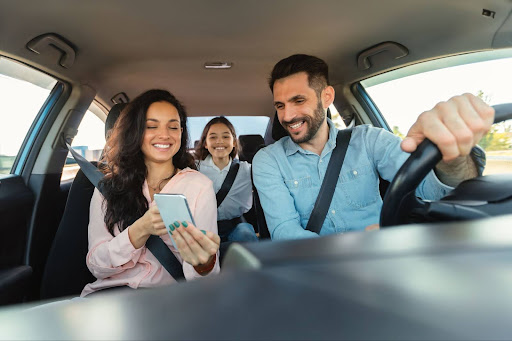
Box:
[198, 155, 253, 221]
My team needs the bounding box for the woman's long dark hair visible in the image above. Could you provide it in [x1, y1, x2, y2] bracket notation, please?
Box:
[100, 89, 195, 235]
[194, 116, 238, 160]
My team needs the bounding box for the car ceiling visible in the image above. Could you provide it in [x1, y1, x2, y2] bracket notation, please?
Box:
[1, 0, 512, 117]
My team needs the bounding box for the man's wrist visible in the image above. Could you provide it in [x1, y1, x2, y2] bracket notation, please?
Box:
[434, 151, 479, 187]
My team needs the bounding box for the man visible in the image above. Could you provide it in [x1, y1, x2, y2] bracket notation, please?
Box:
[252, 54, 493, 240]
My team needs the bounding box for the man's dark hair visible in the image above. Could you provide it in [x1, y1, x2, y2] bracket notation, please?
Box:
[268, 54, 329, 96]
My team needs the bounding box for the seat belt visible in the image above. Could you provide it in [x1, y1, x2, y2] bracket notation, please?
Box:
[64, 136, 185, 281]
[216, 159, 240, 207]
[305, 128, 353, 234]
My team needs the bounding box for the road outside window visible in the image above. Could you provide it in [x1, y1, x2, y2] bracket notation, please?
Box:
[362, 53, 512, 175]
[0, 57, 56, 175]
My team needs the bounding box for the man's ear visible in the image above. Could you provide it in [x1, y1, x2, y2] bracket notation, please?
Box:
[322, 86, 335, 109]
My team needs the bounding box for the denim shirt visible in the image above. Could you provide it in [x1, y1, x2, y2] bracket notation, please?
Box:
[252, 120, 455, 240]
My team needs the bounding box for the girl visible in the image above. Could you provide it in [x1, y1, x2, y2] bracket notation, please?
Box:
[81, 89, 220, 296]
[195, 117, 259, 243]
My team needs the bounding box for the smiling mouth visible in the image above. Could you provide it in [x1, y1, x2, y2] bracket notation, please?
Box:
[287, 120, 305, 131]
[214, 147, 226, 150]
[153, 144, 170, 149]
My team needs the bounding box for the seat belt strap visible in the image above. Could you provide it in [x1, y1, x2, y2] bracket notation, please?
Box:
[145, 234, 184, 280]
[216, 159, 240, 207]
[64, 136, 185, 281]
[306, 128, 353, 234]
[65, 139, 104, 191]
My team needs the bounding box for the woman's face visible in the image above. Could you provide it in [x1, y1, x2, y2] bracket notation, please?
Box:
[205, 123, 235, 160]
[141, 101, 182, 165]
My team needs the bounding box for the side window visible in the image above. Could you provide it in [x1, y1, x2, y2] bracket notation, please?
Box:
[61, 102, 106, 181]
[0, 57, 57, 175]
[361, 52, 512, 175]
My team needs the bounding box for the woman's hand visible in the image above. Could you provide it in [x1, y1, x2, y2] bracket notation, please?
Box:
[141, 205, 168, 236]
[168, 221, 220, 271]
[128, 205, 167, 248]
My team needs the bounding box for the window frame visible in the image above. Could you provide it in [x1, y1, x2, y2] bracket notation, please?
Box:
[0, 55, 68, 178]
[12, 82, 65, 175]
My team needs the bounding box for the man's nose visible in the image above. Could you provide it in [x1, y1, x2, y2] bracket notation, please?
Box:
[280, 106, 295, 123]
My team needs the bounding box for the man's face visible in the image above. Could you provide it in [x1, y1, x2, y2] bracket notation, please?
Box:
[273, 72, 326, 144]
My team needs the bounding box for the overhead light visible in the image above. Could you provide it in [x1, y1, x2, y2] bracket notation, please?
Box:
[204, 62, 233, 69]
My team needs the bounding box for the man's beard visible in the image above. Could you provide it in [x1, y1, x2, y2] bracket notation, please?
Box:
[284, 100, 325, 144]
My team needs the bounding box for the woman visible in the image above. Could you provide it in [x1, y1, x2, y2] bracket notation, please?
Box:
[195, 117, 258, 243]
[81, 89, 220, 297]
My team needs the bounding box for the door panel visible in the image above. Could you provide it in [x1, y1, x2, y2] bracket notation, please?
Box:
[0, 175, 34, 305]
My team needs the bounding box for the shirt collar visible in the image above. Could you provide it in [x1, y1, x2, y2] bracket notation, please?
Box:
[283, 118, 338, 156]
[203, 154, 232, 172]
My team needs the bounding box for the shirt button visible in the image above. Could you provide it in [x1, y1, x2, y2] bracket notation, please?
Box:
[331, 210, 336, 214]
[320, 160, 323, 163]
[294, 181, 298, 186]
[353, 170, 358, 175]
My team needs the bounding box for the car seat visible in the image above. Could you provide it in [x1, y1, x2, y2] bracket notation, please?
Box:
[238, 134, 265, 163]
[40, 103, 126, 300]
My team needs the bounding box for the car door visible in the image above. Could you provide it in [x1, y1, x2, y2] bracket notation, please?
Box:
[0, 56, 66, 305]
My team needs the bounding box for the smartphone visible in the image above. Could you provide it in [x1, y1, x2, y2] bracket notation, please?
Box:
[153, 193, 196, 248]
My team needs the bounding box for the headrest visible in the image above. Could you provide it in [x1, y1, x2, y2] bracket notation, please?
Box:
[238, 134, 265, 163]
[271, 112, 288, 141]
[105, 103, 127, 138]
[239, 135, 265, 152]
[271, 108, 332, 141]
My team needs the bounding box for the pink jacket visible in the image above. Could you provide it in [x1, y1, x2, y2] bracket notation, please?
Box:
[81, 168, 219, 297]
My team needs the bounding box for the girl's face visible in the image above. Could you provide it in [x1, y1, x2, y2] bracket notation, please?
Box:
[205, 123, 235, 160]
[141, 101, 182, 165]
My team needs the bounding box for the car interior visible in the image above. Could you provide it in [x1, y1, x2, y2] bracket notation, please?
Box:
[1, 0, 512, 339]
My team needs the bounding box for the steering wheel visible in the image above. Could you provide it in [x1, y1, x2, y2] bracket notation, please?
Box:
[380, 103, 512, 228]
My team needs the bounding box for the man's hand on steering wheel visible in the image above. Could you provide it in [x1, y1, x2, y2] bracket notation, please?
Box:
[401, 93, 495, 163]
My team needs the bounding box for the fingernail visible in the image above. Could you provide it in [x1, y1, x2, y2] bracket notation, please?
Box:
[173, 221, 180, 228]
[182, 221, 188, 228]
[201, 230, 206, 235]
[169, 224, 175, 232]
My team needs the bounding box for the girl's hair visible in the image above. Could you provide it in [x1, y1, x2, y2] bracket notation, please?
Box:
[100, 89, 195, 235]
[194, 116, 238, 160]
